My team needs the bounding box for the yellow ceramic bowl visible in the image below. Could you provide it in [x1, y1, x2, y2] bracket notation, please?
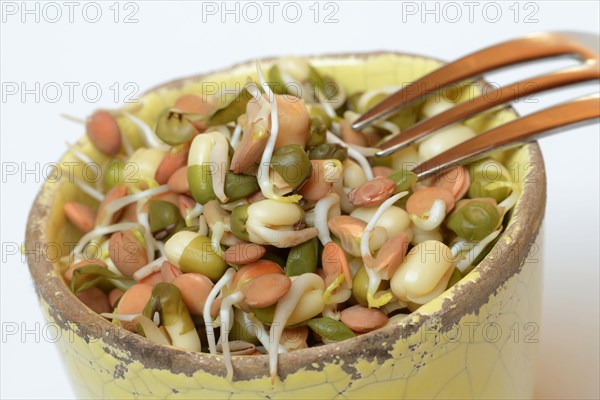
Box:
[25, 53, 545, 399]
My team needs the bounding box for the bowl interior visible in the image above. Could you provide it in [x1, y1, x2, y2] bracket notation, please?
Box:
[26, 52, 546, 380]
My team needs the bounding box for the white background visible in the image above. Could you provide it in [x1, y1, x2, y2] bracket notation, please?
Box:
[1, 1, 598, 399]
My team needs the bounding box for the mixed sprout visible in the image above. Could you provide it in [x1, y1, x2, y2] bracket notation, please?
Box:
[60, 57, 520, 381]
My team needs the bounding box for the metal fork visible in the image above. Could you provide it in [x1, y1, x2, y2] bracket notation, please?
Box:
[351, 32, 600, 180]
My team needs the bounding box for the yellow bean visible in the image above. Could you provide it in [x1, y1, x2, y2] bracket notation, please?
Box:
[128, 147, 166, 185]
[411, 226, 443, 245]
[342, 159, 367, 189]
[351, 264, 390, 307]
[421, 96, 456, 118]
[390, 240, 454, 305]
[351, 205, 411, 240]
[418, 124, 476, 161]
[391, 146, 419, 171]
[245, 200, 318, 248]
[287, 288, 325, 325]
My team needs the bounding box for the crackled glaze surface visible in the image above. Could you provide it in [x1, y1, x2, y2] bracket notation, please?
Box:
[26, 53, 546, 399]
[42, 253, 542, 399]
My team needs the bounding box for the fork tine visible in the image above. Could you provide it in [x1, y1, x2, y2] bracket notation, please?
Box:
[352, 32, 600, 131]
[376, 61, 600, 157]
[411, 94, 600, 181]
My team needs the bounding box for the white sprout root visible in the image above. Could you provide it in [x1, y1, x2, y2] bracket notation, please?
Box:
[230, 121, 243, 149]
[344, 109, 400, 138]
[242, 199, 318, 247]
[210, 221, 226, 256]
[121, 129, 134, 156]
[133, 256, 166, 281]
[355, 87, 399, 113]
[322, 306, 341, 321]
[71, 222, 142, 261]
[382, 299, 409, 315]
[137, 315, 170, 345]
[360, 191, 408, 307]
[136, 199, 156, 263]
[60, 113, 85, 124]
[314, 87, 337, 118]
[313, 193, 341, 245]
[103, 247, 122, 275]
[156, 240, 166, 258]
[198, 215, 209, 236]
[254, 62, 301, 203]
[203, 268, 236, 354]
[65, 141, 95, 165]
[72, 177, 105, 202]
[451, 240, 470, 258]
[455, 229, 502, 272]
[165, 318, 201, 352]
[100, 314, 171, 346]
[333, 176, 355, 214]
[409, 199, 446, 231]
[100, 313, 140, 322]
[487, 181, 521, 215]
[247, 223, 318, 248]
[122, 112, 165, 149]
[185, 203, 203, 227]
[208, 132, 230, 203]
[219, 291, 245, 380]
[100, 184, 170, 227]
[268, 273, 324, 383]
[326, 132, 374, 180]
[242, 312, 287, 354]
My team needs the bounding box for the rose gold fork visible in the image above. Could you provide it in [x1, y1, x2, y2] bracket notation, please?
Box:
[351, 32, 600, 180]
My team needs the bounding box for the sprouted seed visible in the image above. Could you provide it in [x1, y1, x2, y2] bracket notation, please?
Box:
[61, 57, 521, 381]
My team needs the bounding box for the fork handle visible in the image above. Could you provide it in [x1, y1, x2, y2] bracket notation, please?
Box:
[412, 94, 600, 180]
[377, 61, 600, 156]
[353, 32, 599, 130]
